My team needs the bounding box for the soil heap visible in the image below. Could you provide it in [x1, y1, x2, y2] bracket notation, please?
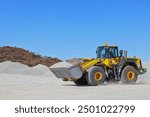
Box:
[0, 46, 61, 67]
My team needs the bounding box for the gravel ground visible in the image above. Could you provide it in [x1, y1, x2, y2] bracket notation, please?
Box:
[0, 61, 149, 100]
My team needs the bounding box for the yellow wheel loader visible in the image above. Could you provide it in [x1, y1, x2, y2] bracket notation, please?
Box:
[50, 43, 147, 86]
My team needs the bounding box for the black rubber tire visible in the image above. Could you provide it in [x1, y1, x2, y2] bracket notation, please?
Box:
[74, 73, 88, 86]
[87, 66, 106, 86]
[121, 65, 138, 84]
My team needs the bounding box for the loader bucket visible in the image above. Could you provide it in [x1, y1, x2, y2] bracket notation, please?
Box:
[50, 64, 83, 79]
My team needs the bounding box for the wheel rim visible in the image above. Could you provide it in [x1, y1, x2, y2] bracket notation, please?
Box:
[94, 72, 102, 81]
[127, 71, 135, 80]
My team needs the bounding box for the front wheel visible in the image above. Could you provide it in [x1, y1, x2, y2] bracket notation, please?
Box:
[87, 66, 106, 86]
[121, 65, 138, 84]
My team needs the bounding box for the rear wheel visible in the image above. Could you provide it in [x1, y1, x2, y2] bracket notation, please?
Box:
[87, 66, 106, 86]
[74, 73, 88, 86]
[121, 65, 138, 84]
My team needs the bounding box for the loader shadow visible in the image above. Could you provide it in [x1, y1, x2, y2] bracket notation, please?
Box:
[61, 84, 87, 87]
[61, 82, 146, 87]
[61, 83, 107, 87]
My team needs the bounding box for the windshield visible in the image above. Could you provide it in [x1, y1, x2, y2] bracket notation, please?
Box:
[97, 46, 118, 58]
[97, 47, 106, 58]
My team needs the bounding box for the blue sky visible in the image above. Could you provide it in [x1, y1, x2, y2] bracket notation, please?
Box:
[0, 0, 150, 61]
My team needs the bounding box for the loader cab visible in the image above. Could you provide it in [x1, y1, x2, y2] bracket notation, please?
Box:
[96, 46, 119, 59]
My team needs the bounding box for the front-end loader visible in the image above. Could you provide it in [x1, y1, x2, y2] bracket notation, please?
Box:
[50, 43, 146, 86]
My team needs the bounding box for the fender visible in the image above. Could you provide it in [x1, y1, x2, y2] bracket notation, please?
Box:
[117, 57, 139, 79]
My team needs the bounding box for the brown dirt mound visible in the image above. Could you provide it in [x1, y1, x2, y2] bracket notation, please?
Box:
[66, 58, 82, 64]
[0, 46, 61, 67]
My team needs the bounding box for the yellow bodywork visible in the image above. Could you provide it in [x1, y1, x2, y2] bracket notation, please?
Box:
[80, 57, 120, 71]
[80, 57, 141, 72]
[101, 58, 120, 68]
